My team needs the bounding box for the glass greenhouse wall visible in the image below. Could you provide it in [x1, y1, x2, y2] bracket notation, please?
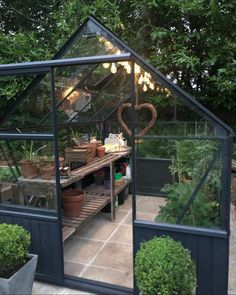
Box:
[0, 16, 233, 295]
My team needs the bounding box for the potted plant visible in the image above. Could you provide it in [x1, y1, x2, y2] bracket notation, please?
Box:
[0, 223, 38, 295]
[135, 236, 197, 295]
[19, 141, 46, 179]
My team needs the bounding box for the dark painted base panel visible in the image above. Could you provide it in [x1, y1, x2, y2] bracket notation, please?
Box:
[134, 221, 229, 295]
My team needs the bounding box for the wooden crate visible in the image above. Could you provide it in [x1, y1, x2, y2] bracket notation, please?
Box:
[65, 148, 92, 163]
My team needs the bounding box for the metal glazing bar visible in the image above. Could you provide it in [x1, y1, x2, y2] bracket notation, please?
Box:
[0, 54, 132, 74]
[138, 135, 228, 141]
[176, 149, 220, 224]
[0, 133, 54, 140]
[50, 67, 64, 276]
[130, 61, 136, 221]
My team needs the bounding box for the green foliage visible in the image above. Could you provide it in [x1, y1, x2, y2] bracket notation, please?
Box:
[0, 223, 31, 278]
[135, 236, 196, 295]
[0, 0, 236, 128]
[0, 167, 17, 182]
[21, 141, 46, 161]
[156, 140, 221, 227]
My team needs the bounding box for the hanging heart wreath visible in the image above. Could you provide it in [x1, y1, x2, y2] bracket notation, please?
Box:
[117, 103, 157, 137]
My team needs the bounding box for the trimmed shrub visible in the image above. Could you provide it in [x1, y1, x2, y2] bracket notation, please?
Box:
[135, 236, 196, 295]
[0, 223, 31, 278]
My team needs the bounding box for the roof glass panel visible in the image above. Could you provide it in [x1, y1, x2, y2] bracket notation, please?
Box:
[53, 62, 130, 124]
[62, 19, 127, 58]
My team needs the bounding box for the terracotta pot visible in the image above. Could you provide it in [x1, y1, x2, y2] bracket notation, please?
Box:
[19, 160, 38, 179]
[96, 146, 105, 158]
[89, 142, 97, 157]
[39, 166, 54, 180]
[62, 189, 85, 218]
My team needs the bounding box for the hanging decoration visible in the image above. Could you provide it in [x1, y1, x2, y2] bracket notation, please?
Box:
[117, 103, 157, 137]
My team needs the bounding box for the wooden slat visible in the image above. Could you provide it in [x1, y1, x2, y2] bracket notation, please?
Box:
[62, 226, 76, 241]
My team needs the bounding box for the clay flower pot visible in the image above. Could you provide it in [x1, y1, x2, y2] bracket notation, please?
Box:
[62, 189, 85, 218]
[89, 142, 97, 157]
[39, 165, 54, 180]
[96, 146, 106, 158]
[19, 160, 38, 179]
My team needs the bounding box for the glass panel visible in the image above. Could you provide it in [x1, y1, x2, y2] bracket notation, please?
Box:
[0, 139, 59, 210]
[54, 62, 130, 124]
[63, 20, 127, 59]
[131, 64, 215, 137]
[0, 74, 53, 133]
[135, 138, 222, 229]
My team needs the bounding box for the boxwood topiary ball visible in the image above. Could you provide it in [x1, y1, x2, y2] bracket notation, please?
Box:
[135, 236, 196, 295]
[0, 223, 31, 278]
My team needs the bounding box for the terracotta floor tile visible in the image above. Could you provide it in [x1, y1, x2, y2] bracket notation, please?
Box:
[64, 237, 103, 263]
[92, 242, 133, 271]
[81, 265, 133, 288]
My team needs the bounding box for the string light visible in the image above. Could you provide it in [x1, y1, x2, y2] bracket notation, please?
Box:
[156, 86, 160, 92]
[143, 84, 148, 92]
[125, 63, 131, 74]
[110, 63, 117, 74]
[138, 75, 144, 85]
[149, 82, 155, 90]
[103, 63, 110, 69]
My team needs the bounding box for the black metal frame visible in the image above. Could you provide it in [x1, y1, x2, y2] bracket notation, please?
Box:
[0, 15, 234, 295]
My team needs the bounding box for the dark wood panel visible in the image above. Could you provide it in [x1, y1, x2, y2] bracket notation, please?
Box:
[0, 213, 63, 284]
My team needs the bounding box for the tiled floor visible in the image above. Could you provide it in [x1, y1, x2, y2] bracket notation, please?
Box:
[63, 194, 166, 288]
[33, 193, 236, 294]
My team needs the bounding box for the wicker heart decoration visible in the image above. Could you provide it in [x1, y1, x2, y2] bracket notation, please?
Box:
[117, 103, 157, 137]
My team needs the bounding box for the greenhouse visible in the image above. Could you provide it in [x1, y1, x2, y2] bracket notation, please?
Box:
[0, 16, 234, 295]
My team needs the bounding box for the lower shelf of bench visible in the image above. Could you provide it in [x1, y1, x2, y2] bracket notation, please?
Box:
[62, 193, 110, 242]
[62, 180, 131, 241]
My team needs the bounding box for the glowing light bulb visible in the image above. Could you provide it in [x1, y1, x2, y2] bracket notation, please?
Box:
[143, 83, 148, 92]
[138, 75, 144, 85]
[134, 64, 141, 74]
[103, 63, 110, 69]
[161, 88, 164, 93]
[167, 93, 170, 97]
[149, 82, 154, 90]
[165, 88, 169, 93]
[110, 63, 117, 74]
[156, 86, 160, 92]
[126, 64, 131, 74]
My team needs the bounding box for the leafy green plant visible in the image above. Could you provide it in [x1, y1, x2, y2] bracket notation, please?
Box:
[135, 236, 196, 295]
[156, 140, 221, 227]
[21, 141, 46, 162]
[0, 167, 17, 182]
[156, 182, 220, 227]
[0, 223, 31, 278]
